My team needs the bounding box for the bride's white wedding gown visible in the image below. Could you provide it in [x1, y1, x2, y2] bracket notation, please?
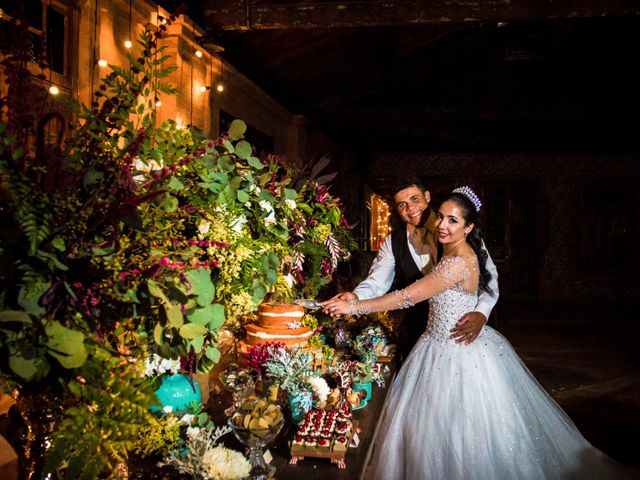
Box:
[366, 256, 628, 480]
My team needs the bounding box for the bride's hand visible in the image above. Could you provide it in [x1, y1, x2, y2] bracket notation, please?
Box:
[321, 299, 351, 318]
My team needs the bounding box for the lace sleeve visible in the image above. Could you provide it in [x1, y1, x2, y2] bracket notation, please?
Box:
[348, 256, 470, 316]
[430, 256, 469, 289]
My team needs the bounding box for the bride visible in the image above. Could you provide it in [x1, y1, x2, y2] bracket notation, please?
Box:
[323, 187, 629, 479]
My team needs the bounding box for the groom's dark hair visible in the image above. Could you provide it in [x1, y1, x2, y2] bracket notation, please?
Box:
[392, 175, 426, 195]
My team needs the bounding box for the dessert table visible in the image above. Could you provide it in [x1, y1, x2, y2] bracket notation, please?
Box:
[210, 363, 396, 480]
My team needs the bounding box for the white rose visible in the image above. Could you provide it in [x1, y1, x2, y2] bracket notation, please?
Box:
[198, 220, 211, 235]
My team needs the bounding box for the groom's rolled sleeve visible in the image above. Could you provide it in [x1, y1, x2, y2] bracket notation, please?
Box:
[353, 235, 396, 301]
[475, 241, 499, 320]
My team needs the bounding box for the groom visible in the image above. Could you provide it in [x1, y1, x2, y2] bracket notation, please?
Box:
[324, 176, 499, 362]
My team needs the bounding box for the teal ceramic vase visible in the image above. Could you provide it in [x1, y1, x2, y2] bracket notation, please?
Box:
[353, 381, 372, 403]
[152, 373, 202, 413]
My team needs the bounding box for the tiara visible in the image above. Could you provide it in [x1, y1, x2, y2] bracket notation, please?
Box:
[452, 186, 482, 212]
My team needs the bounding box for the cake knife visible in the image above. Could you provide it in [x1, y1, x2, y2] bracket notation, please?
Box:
[293, 299, 320, 310]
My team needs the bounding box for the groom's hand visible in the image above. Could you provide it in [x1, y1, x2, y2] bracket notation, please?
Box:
[450, 312, 487, 345]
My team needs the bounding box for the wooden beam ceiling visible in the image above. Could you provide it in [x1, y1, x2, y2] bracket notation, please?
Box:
[200, 0, 640, 31]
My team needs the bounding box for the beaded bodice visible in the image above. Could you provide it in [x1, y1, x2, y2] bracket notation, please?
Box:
[424, 256, 479, 342]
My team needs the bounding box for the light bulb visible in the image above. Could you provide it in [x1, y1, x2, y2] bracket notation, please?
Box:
[97, 59, 108, 68]
[49, 85, 60, 95]
[155, 99, 162, 107]
[195, 50, 203, 58]
[124, 39, 133, 49]
[199, 85, 210, 93]
[215, 83, 224, 93]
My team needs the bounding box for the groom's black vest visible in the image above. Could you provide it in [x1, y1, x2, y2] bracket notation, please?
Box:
[390, 227, 431, 361]
[390, 227, 424, 290]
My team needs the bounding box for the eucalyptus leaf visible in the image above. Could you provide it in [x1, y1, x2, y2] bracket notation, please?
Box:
[168, 177, 184, 191]
[0, 310, 32, 323]
[9, 354, 39, 380]
[179, 323, 208, 339]
[45, 321, 88, 369]
[236, 189, 249, 203]
[147, 280, 169, 305]
[205, 346, 220, 363]
[190, 337, 204, 354]
[186, 269, 214, 307]
[252, 285, 266, 304]
[259, 189, 276, 203]
[235, 140, 252, 159]
[209, 304, 225, 329]
[18, 282, 49, 315]
[217, 155, 235, 171]
[247, 156, 264, 170]
[161, 195, 178, 212]
[187, 305, 214, 325]
[165, 304, 184, 328]
[222, 140, 235, 153]
[154, 323, 164, 345]
[284, 188, 298, 200]
[228, 119, 247, 140]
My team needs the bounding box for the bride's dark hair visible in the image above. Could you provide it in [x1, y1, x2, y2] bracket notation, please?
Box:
[446, 191, 495, 296]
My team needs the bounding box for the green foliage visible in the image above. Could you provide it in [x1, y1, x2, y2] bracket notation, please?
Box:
[0, 11, 354, 478]
[43, 347, 157, 480]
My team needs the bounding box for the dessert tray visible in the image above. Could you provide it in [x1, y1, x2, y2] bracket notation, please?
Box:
[289, 405, 360, 469]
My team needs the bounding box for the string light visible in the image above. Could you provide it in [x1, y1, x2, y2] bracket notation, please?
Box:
[124, 39, 132, 49]
[195, 49, 203, 58]
[199, 85, 210, 93]
[97, 59, 108, 68]
[49, 85, 60, 95]
[215, 83, 224, 93]
[370, 193, 391, 250]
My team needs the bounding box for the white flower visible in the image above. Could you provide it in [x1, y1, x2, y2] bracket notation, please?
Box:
[186, 426, 201, 440]
[285, 198, 297, 210]
[144, 354, 180, 377]
[198, 220, 211, 235]
[248, 184, 261, 194]
[134, 156, 162, 172]
[259, 199, 274, 213]
[202, 445, 251, 480]
[306, 376, 331, 403]
[179, 413, 195, 425]
[283, 273, 295, 289]
[230, 215, 248, 233]
[162, 405, 173, 414]
[263, 210, 277, 227]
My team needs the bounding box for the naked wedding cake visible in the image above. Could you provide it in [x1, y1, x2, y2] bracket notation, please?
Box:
[239, 303, 313, 352]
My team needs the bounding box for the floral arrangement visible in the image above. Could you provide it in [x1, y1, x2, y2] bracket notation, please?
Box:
[0, 12, 353, 479]
[245, 341, 285, 374]
[263, 346, 313, 398]
[160, 418, 250, 480]
[338, 360, 386, 388]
